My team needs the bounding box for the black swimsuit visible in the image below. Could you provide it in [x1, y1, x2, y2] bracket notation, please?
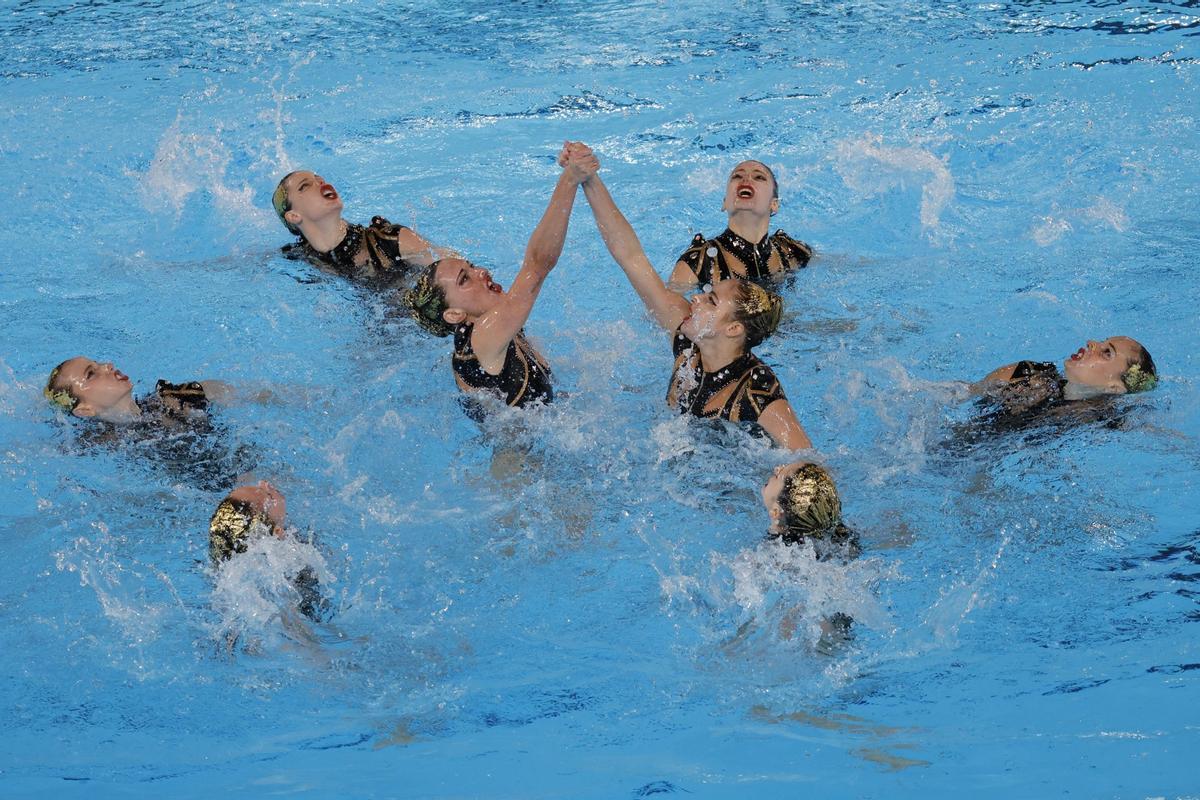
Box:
[990, 360, 1067, 417]
[666, 329, 786, 428]
[677, 228, 812, 285]
[452, 322, 553, 408]
[282, 216, 421, 288]
[77, 380, 256, 491]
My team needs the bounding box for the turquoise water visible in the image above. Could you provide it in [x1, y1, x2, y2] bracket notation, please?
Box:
[1, 1, 1198, 797]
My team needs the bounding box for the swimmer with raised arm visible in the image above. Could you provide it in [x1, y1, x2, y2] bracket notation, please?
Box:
[401, 147, 594, 410]
[977, 336, 1157, 417]
[567, 144, 811, 449]
[45, 356, 231, 423]
[273, 170, 451, 286]
[669, 160, 812, 287]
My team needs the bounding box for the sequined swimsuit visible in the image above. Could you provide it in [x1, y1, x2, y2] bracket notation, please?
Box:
[281, 216, 421, 288]
[666, 329, 786, 425]
[452, 322, 553, 408]
[677, 228, 812, 285]
[989, 360, 1067, 416]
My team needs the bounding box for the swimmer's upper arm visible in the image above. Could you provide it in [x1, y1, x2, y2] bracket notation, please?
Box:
[198, 380, 235, 404]
[668, 260, 699, 288]
[393, 227, 449, 267]
[976, 363, 1018, 390]
[759, 399, 813, 450]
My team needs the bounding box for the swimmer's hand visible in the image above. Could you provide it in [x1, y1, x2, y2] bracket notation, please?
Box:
[559, 140, 599, 182]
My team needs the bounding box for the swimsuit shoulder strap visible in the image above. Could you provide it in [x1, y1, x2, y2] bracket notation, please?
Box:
[770, 229, 813, 269]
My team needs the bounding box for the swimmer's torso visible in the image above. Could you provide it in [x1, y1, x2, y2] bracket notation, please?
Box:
[988, 360, 1066, 417]
[452, 322, 554, 408]
[677, 228, 812, 285]
[667, 330, 786, 425]
[282, 217, 420, 287]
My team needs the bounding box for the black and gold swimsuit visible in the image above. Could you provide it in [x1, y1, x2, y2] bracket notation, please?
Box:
[281, 216, 421, 288]
[989, 360, 1067, 417]
[666, 329, 786, 426]
[77, 379, 257, 492]
[677, 228, 812, 285]
[452, 322, 553, 408]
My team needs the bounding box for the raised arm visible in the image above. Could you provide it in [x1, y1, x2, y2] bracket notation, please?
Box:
[394, 227, 459, 268]
[571, 156, 691, 332]
[471, 165, 586, 365]
[758, 398, 813, 450]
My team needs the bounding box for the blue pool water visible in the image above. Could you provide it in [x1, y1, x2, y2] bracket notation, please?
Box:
[2, 1, 1198, 796]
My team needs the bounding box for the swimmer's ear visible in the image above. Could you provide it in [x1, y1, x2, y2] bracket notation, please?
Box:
[770, 198, 780, 216]
[725, 319, 746, 340]
[72, 403, 96, 418]
[283, 209, 303, 228]
[442, 307, 467, 326]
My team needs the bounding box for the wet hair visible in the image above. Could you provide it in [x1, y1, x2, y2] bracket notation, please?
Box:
[272, 171, 302, 236]
[730, 280, 784, 348]
[44, 359, 78, 411]
[778, 463, 842, 542]
[1121, 343, 1157, 394]
[208, 497, 276, 563]
[403, 260, 454, 338]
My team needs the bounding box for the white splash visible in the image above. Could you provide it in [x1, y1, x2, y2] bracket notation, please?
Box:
[834, 134, 956, 233]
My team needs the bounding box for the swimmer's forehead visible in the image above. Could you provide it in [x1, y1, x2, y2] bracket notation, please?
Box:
[284, 170, 319, 191]
[729, 160, 771, 177]
[57, 356, 96, 380]
[435, 257, 474, 282]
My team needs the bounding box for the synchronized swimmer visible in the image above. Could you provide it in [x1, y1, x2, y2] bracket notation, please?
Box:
[41, 142, 1162, 642]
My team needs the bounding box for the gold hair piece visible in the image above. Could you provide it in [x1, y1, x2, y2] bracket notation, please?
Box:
[208, 499, 273, 563]
[782, 463, 842, 538]
[403, 264, 453, 338]
[740, 282, 773, 317]
[1122, 363, 1158, 394]
[44, 366, 76, 411]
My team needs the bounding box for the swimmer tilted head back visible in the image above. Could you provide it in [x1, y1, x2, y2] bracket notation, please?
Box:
[670, 159, 812, 287]
[978, 336, 1158, 417]
[45, 356, 223, 423]
[272, 169, 448, 282]
[401, 147, 594, 410]
[564, 142, 812, 450]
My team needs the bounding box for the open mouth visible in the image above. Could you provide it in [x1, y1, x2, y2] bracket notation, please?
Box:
[736, 184, 755, 199]
[487, 279, 502, 293]
[115, 369, 129, 381]
[320, 184, 339, 200]
[1069, 347, 1086, 361]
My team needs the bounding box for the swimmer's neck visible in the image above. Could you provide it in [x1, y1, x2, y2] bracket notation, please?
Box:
[693, 335, 746, 374]
[726, 210, 771, 244]
[95, 396, 143, 423]
[1062, 380, 1121, 401]
[300, 216, 350, 254]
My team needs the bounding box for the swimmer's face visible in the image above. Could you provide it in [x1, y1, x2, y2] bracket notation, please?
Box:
[1063, 336, 1142, 393]
[762, 462, 799, 536]
[227, 480, 287, 535]
[282, 170, 343, 231]
[681, 279, 742, 342]
[55, 356, 134, 418]
[436, 257, 504, 321]
[723, 160, 779, 217]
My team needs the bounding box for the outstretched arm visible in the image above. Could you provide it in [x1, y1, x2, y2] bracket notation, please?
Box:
[570, 153, 690, 332]
[758, 399, 813, 450]
[472, 161, 588, 366]
[394, 227, 459, 267]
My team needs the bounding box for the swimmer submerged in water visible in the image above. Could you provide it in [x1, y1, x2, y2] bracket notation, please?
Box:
[209, 480, 327, 622]
[273, 169, 451, 287]
[670, 159, 812, 287]
[44, 356, 231, 423]
[402, 146, 595, 410]
[761, 461, 860, 561]
[976, 336, 1157, 417]
[565, 144, 811, 449]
